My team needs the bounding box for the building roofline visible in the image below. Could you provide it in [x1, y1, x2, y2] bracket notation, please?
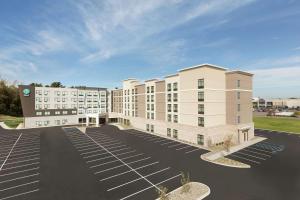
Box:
[226, 70, 253, 76]
[164, 74, 179, 78]
[144, 78, 159, 83]
[178, 63, 228, 72]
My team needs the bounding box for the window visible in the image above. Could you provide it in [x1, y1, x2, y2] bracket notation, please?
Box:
[55, 104, 60, 109]
[36, 121, 42, 127]
[167, 94, 172, 102]
[167, 128, 171, 137]
[44, 91, 49, 95]
[36, 112, 42, 116]
[238, 104, 241, 112]
[44, 97, 49, 102]
[62, 91, 68, 96]
[173, 104, 178, 113]
[146, 124, 150, 131]
[198, 117, 204, 127]
[173, 129, 178, 139]
[62, 119, 68, 125]
[55, 111, 61, 115]
[63, 111, 68, 115]
[237, 80, 241, 88]
[151, 86, 154, 93]
[147, 95, 150, 102]
[151, 104, 154, 111]
[167, 114, 172, 122]
[147, 112, 150, 119]
[167, 83, 172, 91]
[237, 91, 241, 100]
[198, 91, 204, 101]
[151, 95, 154, 102]
[173, 82, 178, 91]
[173, 115, 178, 123]
[147, 104, 150, 111]
[62, 98, 66, 102]
[55, 91, 61, 96]
[151, 113, 154, 119]
[198, 104, 204, 114]
[197, 134, 204, 145]
[44, 121, 50, 126]
[35, 104, 42, 110]
[173, 93, 178, 102]
[198, 79, 204, 89]
[45, 111, 50, 116]
[36, 90, 42, 95]
[44, 104, 50, 109]
[150, 125, 154, 133]
[167, 104, 172, 112]
[237, 116, 241, 124]
[55, 120, 60, 125]
[147, 87, 150, 93]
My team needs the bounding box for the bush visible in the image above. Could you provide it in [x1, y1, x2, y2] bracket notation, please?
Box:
[180, 171, 191, 194]
[156, 185, 169, 200]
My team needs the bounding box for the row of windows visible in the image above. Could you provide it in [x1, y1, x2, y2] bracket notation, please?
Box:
[146, 95, 155, 102]
[146, 86, 155, 93]
[36, 110, 76, 116]
[124, 89, 137, 95]
[146, 124, 154, 132]
[167, 93, 178, 102]
[167, 82, 178, 91]
[167, 128, 178, 139]
[167, 104, 178, 112]
[146, 112, 155, 120]
[167, 114, 178, 123]
[146, 104, 155, 111]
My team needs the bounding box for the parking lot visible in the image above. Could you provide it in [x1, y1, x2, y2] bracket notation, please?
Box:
[63, 127, 183, 200]
[0, 130, 40, 200]
[0, 125, 299, 200]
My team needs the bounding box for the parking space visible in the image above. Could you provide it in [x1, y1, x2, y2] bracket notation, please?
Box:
[124, 129, 204, 154]
[0, 131, 40, 200]
[63, 127, 182, 200]
[226, 140, 284, 165]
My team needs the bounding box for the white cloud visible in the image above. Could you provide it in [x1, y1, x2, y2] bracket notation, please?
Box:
[293, 46, 300, 50]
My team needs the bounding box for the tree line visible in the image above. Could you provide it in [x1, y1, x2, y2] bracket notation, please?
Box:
[0, 80, 65, 117]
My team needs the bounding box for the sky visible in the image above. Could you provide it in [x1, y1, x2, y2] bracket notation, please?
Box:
[0, 0, 300, 98]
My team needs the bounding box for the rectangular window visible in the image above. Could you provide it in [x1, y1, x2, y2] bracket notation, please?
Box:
[173, 93, 178, 102]
[173, 82, 178, 91]
[147, 112, 150, 119]
[150, 125, 154, 133]
[198, 79, 204, 89]
[167, 104, 172, 112]
[237, 80, 241, 88]
[147, 87, 150, 93]
[173, 129, 178, 139]
[151, 95, 154, 102]
[237, 91, 241, 100]
[238, 104, 241, 112]
[173, 104, 178, 113]
[151, 113, 154, 119]
[237, 116, 241, 124]
[151, 86, 154, 93]
[151, 104, 154, 111]
[45, 111, 50, 116]
[147, 95, 150, 102]
[198, 117, 204, 127]
[147, 104, 150, 111]
[167, 83, 172, 91]
[198, 91, 204, 101]
[167, 114, 172, 122]
[173, 115, 178, 123]
[197, 134, 204, 145]
[198, 104, 204, 114]
[146, 124, 150, 131]
[167, 94, 172, 102]
[167, 128, 171, 137]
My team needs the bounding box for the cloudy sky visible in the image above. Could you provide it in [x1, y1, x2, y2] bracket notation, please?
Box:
[0, 0, 299, 98]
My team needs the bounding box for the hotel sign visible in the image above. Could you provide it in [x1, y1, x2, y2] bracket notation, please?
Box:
[23, 88, 31, 97]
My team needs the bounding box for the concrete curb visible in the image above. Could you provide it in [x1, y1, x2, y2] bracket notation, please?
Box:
[255, 128, 300, 135]
[0, 122, 12, 129]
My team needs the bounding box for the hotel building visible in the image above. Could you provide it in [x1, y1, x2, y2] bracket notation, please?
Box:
[109, 64, 254, 147]
[19, 64, 253, 147]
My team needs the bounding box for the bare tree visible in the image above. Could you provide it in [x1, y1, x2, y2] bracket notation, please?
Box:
[224, 134, 234, 152]
[180, 171, 191, 194]
[156, 185, 169, 200]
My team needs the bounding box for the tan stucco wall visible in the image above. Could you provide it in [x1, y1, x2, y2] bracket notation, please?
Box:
[136, 84, 145, 118]
[155, 81, 166, 121]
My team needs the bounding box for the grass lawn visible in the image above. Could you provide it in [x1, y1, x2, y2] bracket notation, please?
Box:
[254, 116, 300, 134]
[0, 115, 23, 128]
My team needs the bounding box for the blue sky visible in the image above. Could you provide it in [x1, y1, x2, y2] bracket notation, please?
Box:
[0, 0, 300, 98]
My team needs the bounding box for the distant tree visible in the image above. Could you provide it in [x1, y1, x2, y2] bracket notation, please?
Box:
[0, 79, 22, 116]
[29, 83, 43, 87]
[45, 85, 50, 87]
[50, 82, 64, 88]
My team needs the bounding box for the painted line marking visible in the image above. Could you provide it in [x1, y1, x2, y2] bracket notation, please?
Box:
[100, 162, 159, 181]
[119, 174, 181, 200]
[94, 157, 151, 174]
[168, 143, 184, 148]
[0, 173, 39, 184]
[0, 189, 39, 200]
[88, 150, 136, 164]
[93, 153, 144, 167]
[1, 162, 40, 171]
[235, 152, 266, 160]
[0, 134, 22, 172]
[185, 148, 200, 154]
[160, 141, 177, 146]
[242, 149, 271, 157]
[107, 167, 170, 191]
[230, 154, 260, 164]
[84, 147, 131, 159]
[0, 167, 39, 177]
[247, 146, 273, 154]
[5, 157, 40, 165]
[176, 145, 193, 150]
[0, 180, 39, 192]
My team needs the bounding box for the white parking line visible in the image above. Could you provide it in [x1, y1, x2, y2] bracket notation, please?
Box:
[0, 173, 39, 184]
[235, 152, 266, 160]
[12, 147, 40, 154]
[0, 189, 39, 200]
[0, 133, 22, 171]
[75, 143, 97, 149]
[84, 147, 131, 159]
[147, 137, 165, 142]
[247, 146, 273, 153]
[107, 167, 170, 191]
[230, 154, 260, 164]
[0, 167, 39, 177]
[100, 162, 159, 181]
[94, 153, 144, 167]
[160, 141, 177, 146]
[80, 145, 127, 155]
[4, 153, 40, 161]
[242, 149, 271, 157]
[88, 150, 137, 164]
[5, 157, 40, 165]
[0, 180, 39, 192]
[101, 142, 123, 148]
[94, 157, 151, 174]
[185, 148, 200, 154]
[1, 162, 40, 171]
[119, 174, 181, 200]
[176, 145, 192, 150]
[168, 143, 184, 148]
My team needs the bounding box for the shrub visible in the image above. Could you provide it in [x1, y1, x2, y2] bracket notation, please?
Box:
[156, 185, 169, 200]
[180, 171, 191, 194]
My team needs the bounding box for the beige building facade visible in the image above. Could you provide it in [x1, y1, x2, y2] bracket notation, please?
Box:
[108, 64, 254, 147]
